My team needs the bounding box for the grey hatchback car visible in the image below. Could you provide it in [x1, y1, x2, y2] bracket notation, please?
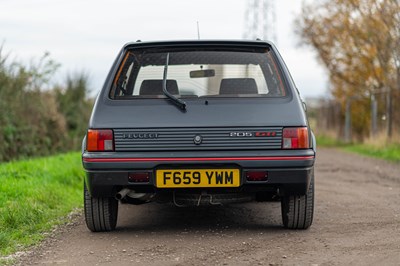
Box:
[82, 40, 316, 232]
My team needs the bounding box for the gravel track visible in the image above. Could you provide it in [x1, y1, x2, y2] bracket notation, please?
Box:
[18, 148, 400, 265]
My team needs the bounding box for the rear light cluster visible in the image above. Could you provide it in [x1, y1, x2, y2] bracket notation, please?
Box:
[282, 127, 309, 149]
[87, 129, 114, 152]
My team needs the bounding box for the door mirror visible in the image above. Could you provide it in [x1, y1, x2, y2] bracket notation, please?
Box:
[302, 101, 307, 112]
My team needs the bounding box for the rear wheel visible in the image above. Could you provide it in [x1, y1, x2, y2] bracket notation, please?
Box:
[281, 170, 314, 229]
[84, 184, 118, 232]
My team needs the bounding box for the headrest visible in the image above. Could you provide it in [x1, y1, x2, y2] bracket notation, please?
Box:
[219, 78, 258, 94]
[139, 79, 179, 95]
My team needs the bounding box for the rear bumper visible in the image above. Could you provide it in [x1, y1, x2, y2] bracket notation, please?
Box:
[82, 150, 315, 198]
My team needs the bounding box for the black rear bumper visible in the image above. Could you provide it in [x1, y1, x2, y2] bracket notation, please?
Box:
[82, 149, 315, 198]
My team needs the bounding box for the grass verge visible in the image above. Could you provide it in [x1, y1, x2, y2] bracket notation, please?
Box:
[0, 152, 83, 258]
[315, 134, 346, 147]
[316, 135, 400, 162]
[344, 144, 400, 162]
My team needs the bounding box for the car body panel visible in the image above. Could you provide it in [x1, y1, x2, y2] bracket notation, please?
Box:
[88, 98, 307, 129]
[82, 40, 316, 205]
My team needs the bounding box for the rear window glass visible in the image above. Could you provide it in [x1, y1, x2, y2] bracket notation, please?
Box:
[109, 47, 286, 99]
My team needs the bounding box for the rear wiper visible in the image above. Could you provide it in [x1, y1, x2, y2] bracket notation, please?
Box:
[163, 53, 186, 110]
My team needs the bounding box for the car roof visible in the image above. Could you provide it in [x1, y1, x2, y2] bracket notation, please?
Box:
[122, 39, 275, 50]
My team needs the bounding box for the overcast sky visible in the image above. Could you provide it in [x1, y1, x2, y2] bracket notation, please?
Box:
[0, 0, 328, 98]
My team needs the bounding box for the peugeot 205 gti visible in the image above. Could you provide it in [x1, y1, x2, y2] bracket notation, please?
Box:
[82, 40, 316, 232]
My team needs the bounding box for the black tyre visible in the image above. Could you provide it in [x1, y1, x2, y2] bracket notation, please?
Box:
[281, 170, 314, 229]
[84, 184, 118, 232]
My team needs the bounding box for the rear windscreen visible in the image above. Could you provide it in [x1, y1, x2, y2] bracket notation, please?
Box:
[109, 47, 287, 99]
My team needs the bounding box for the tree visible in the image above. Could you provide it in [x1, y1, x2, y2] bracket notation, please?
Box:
[0, 50, 67, 160]
[297, 0, 400, 140]
[0, 48, 93, 161]
[55, 73, 93, 149]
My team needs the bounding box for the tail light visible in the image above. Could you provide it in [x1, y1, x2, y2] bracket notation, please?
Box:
[282, 127, 309, 149]
[87, 129, 114, 151]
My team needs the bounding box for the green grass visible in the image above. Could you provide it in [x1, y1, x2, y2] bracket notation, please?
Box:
[0, 152, 83, 257]
[315, 135, 346, 147]
[344, 144, 400, 162]
[316, 135, 400, 162]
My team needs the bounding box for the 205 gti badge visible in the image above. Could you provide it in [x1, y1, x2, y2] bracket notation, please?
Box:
[229, 132, 253, 137]
[229, 131, 277, 137]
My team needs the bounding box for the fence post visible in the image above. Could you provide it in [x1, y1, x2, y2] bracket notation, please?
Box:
[371, 93, 377, 138]
[344, 98, 352, 143]
[386, 88, 393, 139]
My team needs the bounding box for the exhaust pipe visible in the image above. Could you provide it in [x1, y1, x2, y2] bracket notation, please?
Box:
[115, 188, 131, 200]
[128, 192, 147, 199]
[116, 188, 155, 203]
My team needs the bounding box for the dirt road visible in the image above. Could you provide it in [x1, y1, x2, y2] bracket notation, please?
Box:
[18, 148, 400, 265]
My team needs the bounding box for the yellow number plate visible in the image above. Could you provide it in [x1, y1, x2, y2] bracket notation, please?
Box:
[156, 169, 240, 188]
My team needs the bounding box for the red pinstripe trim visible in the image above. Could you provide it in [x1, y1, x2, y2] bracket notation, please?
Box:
[82, 156, 314, 163]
